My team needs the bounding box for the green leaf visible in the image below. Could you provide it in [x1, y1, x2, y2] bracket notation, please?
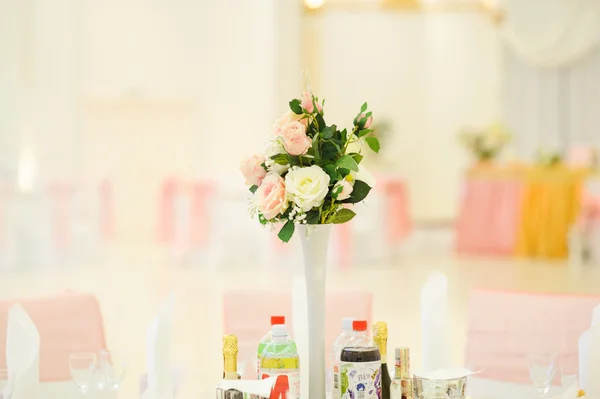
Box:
[249, 185, 258, 194]
[365, 137, 380, 153]
[305, 210, 320, 225]
[278, 220, 295, 243]
[331, 208, 356, 224]
[322, 142, 341, 161]
[357, 128, 373, 138]
[341, 180, 372, 204]
[361, 102, 368, 113]
[312, 135, 321, 162]
[315, 113, 326, 132]
[335, 155, 359, 172]
[348, 153, 364, 165]
[289, 99, 303, 115]
[338, 168, 350, 178]
[340, 128, 348, 143]
[258, 214, 268, 225]
[271, 154, 290, 165]
[323, 164, 340, 180]
[322, 126, 335, 139]
[332, 185, 343, 199]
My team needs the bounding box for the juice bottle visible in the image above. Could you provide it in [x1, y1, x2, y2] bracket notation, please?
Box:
[257, 315, 286, 378]
[259, 324, 300, 399]
[331, 317, 356, 399]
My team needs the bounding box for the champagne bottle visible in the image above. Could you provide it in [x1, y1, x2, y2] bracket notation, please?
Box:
[390, 347, 412, 399]
[374, 321, 391, 399]
[221, 334, 243, 399]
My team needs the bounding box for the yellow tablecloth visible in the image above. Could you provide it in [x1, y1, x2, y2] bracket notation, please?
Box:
[462, 164, 589, 259]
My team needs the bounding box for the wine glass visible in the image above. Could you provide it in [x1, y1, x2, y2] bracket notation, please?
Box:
[0, 369, 14, 399]
[99, 350, 127, 391]
[69, 353, 97, 393]
[560, 365, 579, 389]
[528, 353, 557, 398]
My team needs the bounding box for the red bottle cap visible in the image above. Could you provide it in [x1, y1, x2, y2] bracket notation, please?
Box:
[353, 320, 367, 331]
[271, 316, 285, 325]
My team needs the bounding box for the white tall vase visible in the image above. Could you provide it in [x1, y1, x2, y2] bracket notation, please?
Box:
[294, 224, 331, 399]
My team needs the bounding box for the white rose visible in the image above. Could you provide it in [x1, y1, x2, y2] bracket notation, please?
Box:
[333, 179, 353, 201]
[263, 139, 289, 175]
[350, 165, 376, 188]
[285, 165, 331, 212]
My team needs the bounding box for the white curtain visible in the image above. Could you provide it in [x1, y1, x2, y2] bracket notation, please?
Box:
[500, 0, 600, 68]
[503, 46, 600, 158]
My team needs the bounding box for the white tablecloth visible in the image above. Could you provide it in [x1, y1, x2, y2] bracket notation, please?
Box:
[468, 377, 563, 399]
[37, 382, 119, 398]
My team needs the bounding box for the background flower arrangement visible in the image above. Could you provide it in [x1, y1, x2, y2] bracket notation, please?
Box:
[240, 92, 380, 242]
[458, 123, 511, 162]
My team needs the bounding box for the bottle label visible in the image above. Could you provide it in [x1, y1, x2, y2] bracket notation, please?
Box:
[260, 371, 300, 399]
[340, 361, 382, 399]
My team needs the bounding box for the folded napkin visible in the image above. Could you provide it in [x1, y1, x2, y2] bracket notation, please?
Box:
[5, 304, 40, 399]
[579, 303, 600, 397]
[421, 272, 451, 372]
[142, 294, 175, 399]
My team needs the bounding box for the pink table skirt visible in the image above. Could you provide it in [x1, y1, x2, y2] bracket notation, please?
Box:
[0, 292, 107, 382]
[456, 177, 524, 256]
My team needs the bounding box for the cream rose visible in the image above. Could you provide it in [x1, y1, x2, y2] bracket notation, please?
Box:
[240, 155, 267, 186]
[333, 178, 354, 201]
[278, 121, 311, 156]
[255, 172, 288, 220]
[285, 165, 331, 212]
[350, 165, 376, 188]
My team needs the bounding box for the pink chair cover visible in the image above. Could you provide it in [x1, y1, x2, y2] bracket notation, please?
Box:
[466, 289, 600, 384]
[456, 177, 524, 255]
[98, 179, 114, 240]
[223, 290, 372, 377]
[378, 178, 411, 246]
[158, 178, 178, 243]
[0, 292, 107, 382]
[190, 181, 215, 248]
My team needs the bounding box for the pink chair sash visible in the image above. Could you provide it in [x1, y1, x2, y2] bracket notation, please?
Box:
[0, 292, 107, 381]
[158, 178, 178, 243]
[98, 179, 114, 240]
[466, 289, 600, 384]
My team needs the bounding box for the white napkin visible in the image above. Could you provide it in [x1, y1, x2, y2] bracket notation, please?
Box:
[292, 274, 308, 399]
[142, 293, 175, 399]
[420, 272, 451, 372]
[579, 302, 600, 398]
[5, 304, 40, 399]
[218, 377, 274, 397]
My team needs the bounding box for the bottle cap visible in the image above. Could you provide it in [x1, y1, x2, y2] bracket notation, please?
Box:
[342, 317, 355, 331]
[272, 324, 288, 337]
[271, 315, 285, 325]
[352, 320, 367, 331]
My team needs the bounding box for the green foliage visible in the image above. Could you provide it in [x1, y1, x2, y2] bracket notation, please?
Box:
[335, 155, 359, 172]
[249, 185, 258, 194]
[348, 152, 363, 165]
[331, 208, 356, 224]
[361, 102, 368, 113]
[340, 180, 372, 204]
[289, 99, 302, 115]
[365, 136, 380, 153]
[271, 154, 290, 165]
[278, 220, 295, 243]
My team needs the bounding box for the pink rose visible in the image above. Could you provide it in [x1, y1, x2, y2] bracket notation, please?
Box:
[240, 155, 267, 186]
[333, 179, 353, 201]
[278, 121, 311, 156]
[358, 112, 373, 129]
[273, 111, 307, 135]
[255, 173, 288, 220]
[301, 92, 322, 114]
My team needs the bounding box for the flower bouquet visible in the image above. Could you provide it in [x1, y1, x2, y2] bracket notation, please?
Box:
[240, 91, 380, 242]
[458, 123, 511, 162]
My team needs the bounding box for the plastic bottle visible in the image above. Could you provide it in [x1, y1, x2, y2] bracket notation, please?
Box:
[259, 324, 300, 399]
[331, 317, 356, 399]
[257, 315, 287, 378]
[339, 320, 381, 399]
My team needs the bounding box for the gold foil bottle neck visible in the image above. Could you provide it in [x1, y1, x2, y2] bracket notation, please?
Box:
[395, 347, 410, 378]
[373, 321, 388, 356]
[223, 334, 238, 378]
